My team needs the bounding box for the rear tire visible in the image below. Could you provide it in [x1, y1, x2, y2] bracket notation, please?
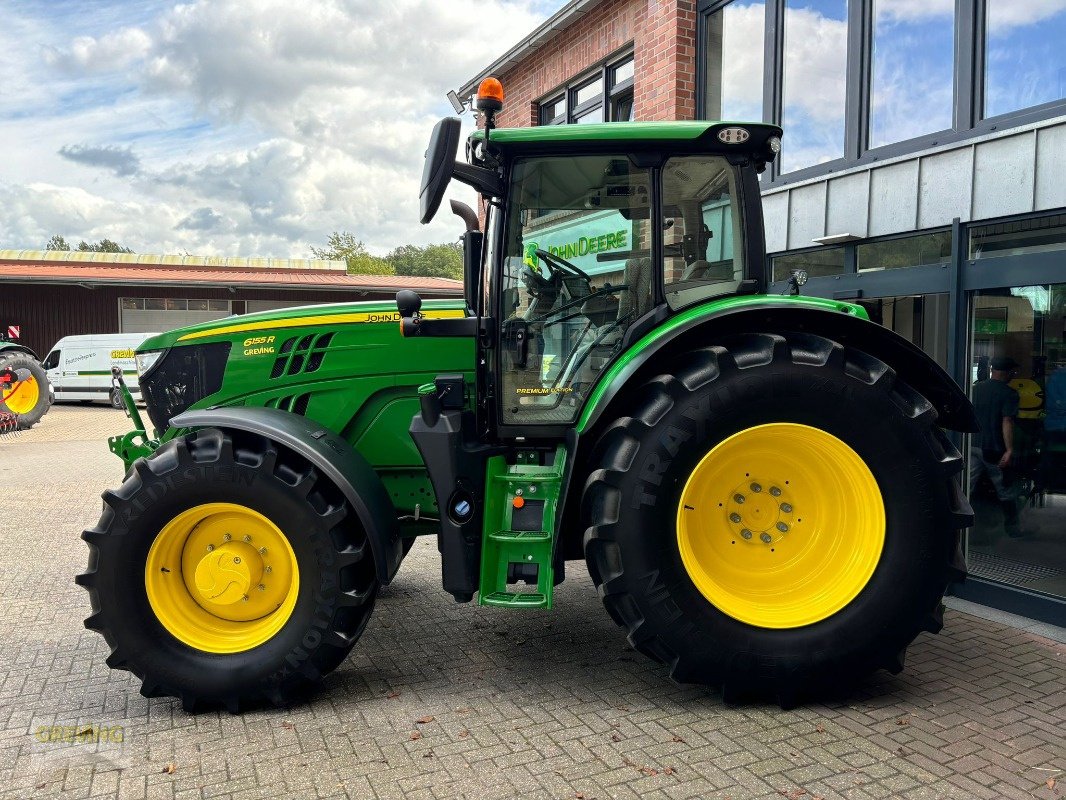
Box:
[77, 428, 378, 712]
[0, 353, 51, 428]
[582, 332, 970, 706]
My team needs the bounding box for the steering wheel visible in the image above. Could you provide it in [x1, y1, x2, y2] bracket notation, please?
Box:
[534, 248, 591, 281]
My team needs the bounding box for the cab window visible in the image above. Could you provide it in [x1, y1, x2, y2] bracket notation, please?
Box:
[499, 154, 652, 425]
[661, 156, 745, 310]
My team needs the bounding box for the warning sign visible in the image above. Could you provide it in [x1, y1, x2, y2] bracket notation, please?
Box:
[6, 325, 19, 339]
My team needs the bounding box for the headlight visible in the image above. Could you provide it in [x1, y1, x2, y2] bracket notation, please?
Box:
[135, 350, 164, 376]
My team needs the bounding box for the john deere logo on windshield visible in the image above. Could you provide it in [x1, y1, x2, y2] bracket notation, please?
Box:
[547, 229, 628, 260]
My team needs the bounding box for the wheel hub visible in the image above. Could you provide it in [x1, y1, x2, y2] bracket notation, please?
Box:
[727, 480, 794, 545]
[145, 503, 300, 653]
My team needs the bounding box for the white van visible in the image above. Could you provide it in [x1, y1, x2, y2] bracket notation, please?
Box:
[41, 333, 161, 407]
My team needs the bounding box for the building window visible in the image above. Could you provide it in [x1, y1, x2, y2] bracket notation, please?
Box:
[537, 52, 634, 126]
[771, 246, 845, 282]
[781, 0, 847, 172]
[699, 0, 1065, 182]
[983, 2, 1066, 119]
[856, 230, 952, 272]
[704, 0, 767, 122]
[969, 214, 1066, 260]
[869, 0, 955, 149]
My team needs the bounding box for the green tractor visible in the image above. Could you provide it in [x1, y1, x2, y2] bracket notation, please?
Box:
[79, 81, 975, 711]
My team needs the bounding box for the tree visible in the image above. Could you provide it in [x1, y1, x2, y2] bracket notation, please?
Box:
[78, 238, 133, 253]
[311, 232, 394, 276]
[44, 235, 133, 253]
[386, 242, 462, 280]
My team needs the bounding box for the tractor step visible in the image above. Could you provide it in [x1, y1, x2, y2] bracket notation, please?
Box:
[479, 446, 567, 609]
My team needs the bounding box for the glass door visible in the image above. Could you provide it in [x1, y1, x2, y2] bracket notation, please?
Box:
[966, 284, 1066, 600]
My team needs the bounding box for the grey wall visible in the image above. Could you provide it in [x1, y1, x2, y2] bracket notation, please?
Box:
[762, 115, 1066, 254]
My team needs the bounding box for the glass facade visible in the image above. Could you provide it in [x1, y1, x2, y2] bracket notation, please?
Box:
[771, 247, 845, 282]
[869, 0, 955, 148]
[967, 284, 1066, 599]
[699, 0, 1066, 179]
[856, 230, 952, 271]
[781, 0, 847, 172]
[984, 2, 1066, 119]
[704, 0, 766, 122]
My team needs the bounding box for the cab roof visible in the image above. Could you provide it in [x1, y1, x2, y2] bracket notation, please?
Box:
[473, 121, 782, 163]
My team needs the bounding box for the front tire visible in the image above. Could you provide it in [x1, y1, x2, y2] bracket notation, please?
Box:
[582, 332, 970, 705]
[0, 353, 51, 428]
[77, 428, 378, 711]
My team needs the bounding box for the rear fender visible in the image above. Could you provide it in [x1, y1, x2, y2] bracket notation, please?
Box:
[170, 406, 403, 584]
[578, 303, 978, 434]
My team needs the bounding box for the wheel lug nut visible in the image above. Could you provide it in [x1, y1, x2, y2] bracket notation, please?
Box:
[259, 547, 268, 555]
[241, 595, 249, 602]
[223, 533, 232, 542]
[776, 522, 789, 533]
[258, 584, 266, 591]
[741, 529, 753, 540]
[770, 486, 782, 497]
[780, 503, 793, 513]
[750, 482, 762, 493]
[265, 566, 272, 574]
[729, 513, 742, 524]
[760, 533, 772, 543]
[243, 535, 252, 543]
[233, 557, 241, 564]
[733, 494, 745, 504]
[206, 544, 215, 552]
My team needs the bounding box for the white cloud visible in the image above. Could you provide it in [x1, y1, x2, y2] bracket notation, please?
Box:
[43, 27, 152, 74]
[987, 0, 1066, 32]
[0, 0, 560, 258]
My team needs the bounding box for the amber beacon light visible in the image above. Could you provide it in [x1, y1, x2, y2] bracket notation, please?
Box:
[476, 77, 504, 112]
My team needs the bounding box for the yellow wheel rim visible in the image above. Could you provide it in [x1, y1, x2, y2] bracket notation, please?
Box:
[4, 376, 39, 415]
[145, 503, 300, 653]
[676, 423, 885, 629]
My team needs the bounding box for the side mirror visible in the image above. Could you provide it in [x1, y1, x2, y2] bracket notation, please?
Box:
[419, 118, 462, 224]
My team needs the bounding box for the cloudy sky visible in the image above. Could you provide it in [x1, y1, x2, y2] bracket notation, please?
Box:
[0, 0, 565, 258]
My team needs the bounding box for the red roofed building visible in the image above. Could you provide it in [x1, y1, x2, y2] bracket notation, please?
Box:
[0, 250, 461, 358]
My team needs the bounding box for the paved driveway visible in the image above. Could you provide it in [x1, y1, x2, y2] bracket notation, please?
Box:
[0, 405, 1063, 800]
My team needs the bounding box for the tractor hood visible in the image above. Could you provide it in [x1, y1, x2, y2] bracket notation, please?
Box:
[133, 297, 472, 439]
[136, 298, 466, 353]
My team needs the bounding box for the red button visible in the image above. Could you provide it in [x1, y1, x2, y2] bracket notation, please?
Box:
[512, 496, 525, 509]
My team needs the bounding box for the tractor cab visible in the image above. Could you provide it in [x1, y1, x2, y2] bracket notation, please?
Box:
[407, 78, 782, 438]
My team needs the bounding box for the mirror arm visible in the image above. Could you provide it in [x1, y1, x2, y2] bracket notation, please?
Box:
[452, 161, 503, 198]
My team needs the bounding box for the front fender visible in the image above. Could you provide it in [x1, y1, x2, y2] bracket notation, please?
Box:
[578, 300, 978, 434]
[170, 407, 403, 584]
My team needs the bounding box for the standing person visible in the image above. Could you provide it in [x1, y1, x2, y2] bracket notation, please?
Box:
[970, 356, 1022, 537]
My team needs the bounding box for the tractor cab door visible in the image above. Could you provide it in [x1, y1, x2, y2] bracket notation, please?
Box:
[494, 152, 752, 434]
[495, 153, 655, 433]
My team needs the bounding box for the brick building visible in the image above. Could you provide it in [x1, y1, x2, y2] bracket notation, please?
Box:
[460, 0, 1066, 624]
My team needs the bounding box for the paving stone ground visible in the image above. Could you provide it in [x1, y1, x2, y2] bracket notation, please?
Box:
[0, 405, 1063, 800]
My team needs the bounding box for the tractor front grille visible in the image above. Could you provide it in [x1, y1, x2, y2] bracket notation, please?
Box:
[139, 342, 231, 433]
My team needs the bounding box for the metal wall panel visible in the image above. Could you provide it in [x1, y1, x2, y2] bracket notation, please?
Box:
[761, 191, 789, 253]
[1035, 124, 1066, 212]
[761, 116, 1066, 255]
[972, 132, 1036, 221]
[786, 182, 827, 249]
[825, 171, 870, 238]
[917, 147, 973, 228]
[868, 161, 919, 237]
